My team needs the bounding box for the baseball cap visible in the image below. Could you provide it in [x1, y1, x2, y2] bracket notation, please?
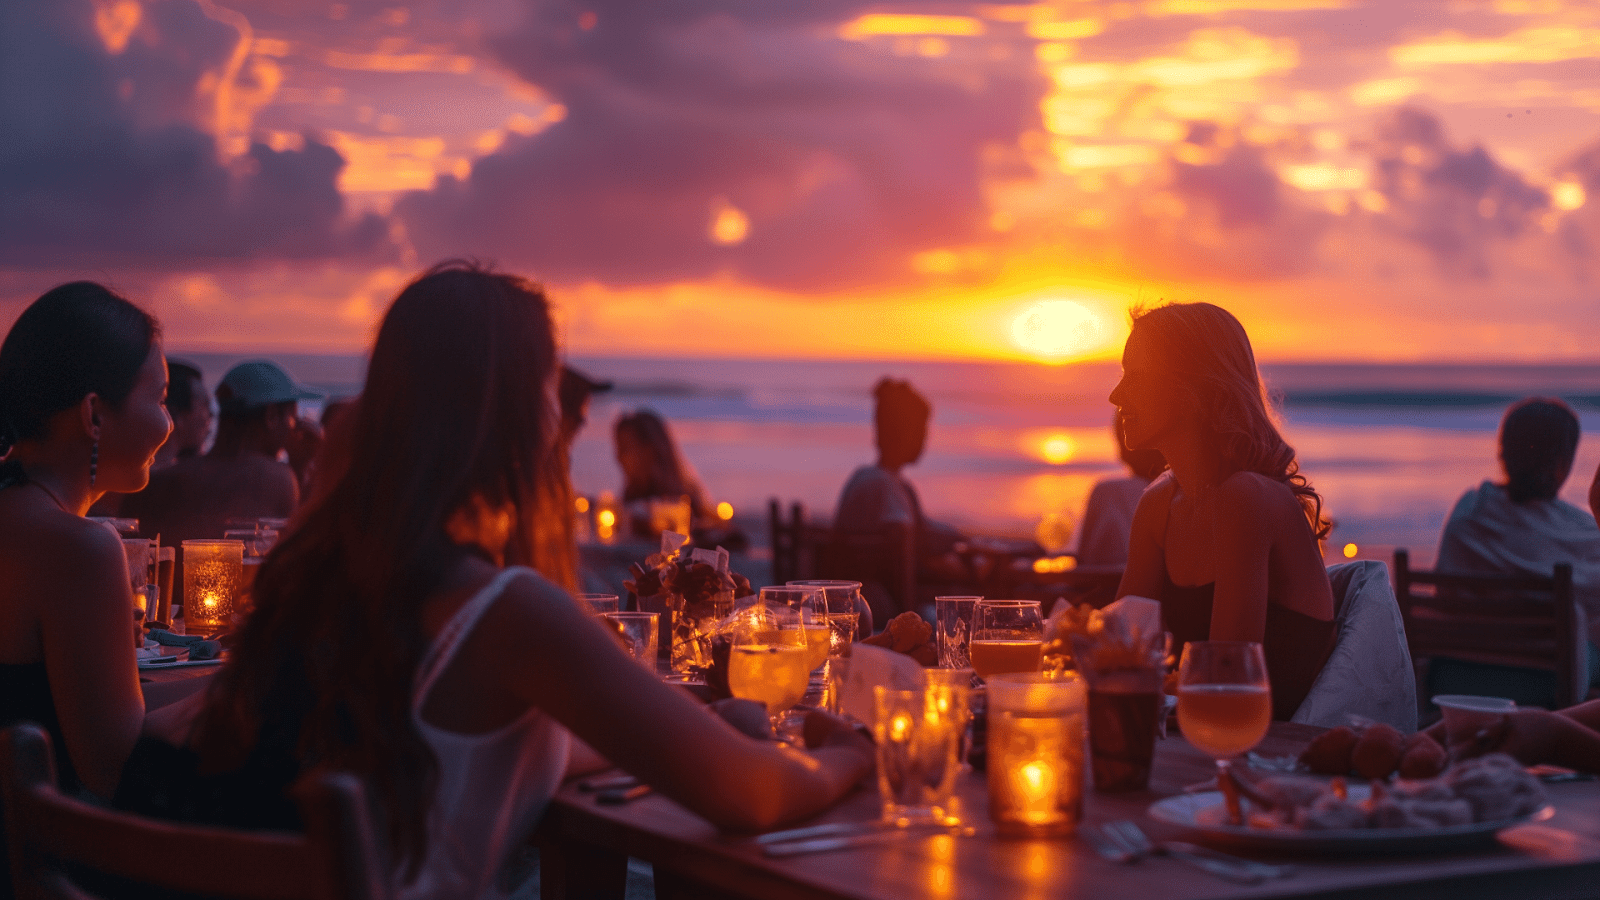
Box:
[216, 360, 323, 414]
[559, 365, 613, 409]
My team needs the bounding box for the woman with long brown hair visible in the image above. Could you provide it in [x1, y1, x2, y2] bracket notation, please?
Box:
[164, 262, 870, 898]
[1111, 302, 1335, 720]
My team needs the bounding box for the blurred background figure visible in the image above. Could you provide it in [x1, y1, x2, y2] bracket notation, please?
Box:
[156, 361, 211, 468]
[1434, 397, 1600, 699]
[615, 409, 711, 539]
[1076, 413, 1167, 567]
[558, 365, 613, 448]
[834, 377, 963, 622]
[123, 360, 321, 551]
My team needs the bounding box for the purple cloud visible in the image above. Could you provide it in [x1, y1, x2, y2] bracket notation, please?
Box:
[396, 0, 1046, 290]
[0, 0, 390, 269]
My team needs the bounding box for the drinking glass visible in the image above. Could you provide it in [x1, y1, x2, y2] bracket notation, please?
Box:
[1176, 641, 1271, 783]
[759, 586, 831, 674]
[600, 611, 659, 670]
[121, 538, 156, 644]
[873, 681, 970, 825]
[788, 580, 867, 654]
[728, 606, 811, 721]
[968, 600, 1044, 681]
[935, 595, 981, 668]
[576, 593, 620, 616]
[224, 528, 277, 609]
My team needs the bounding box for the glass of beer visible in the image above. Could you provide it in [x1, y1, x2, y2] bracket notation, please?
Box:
[1176, 641, 1271, 779]
[968, 600, 1044, 681]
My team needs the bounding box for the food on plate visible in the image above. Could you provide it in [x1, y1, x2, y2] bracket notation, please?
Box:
[1351, 723, 1405, 779]
[861, 611, 938, 665]
[1398, 731, 1449, 779]
[1299, 723, 1445, 779]
[1226, 755, 1544, 831]
[1300, 725, 1360, 775]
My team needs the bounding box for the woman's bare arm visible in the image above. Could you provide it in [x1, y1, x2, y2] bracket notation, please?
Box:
[1116, 475, 1174, 601]
[466, 575, 872, 832]
[36, 520, 145, 797]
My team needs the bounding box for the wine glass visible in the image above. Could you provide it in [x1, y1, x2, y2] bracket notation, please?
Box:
[968, 600, 1045, 681]
[1176, 641, 1271, 788]
[758, 586, 830, 674]
[728, 605, 811, 726]
[788, 579, 866, 656]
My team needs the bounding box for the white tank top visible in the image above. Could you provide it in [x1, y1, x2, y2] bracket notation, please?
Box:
[400, 566, 571, 900]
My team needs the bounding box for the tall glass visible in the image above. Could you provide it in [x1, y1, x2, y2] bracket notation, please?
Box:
[759, 586, 830, 674]
[935, 596, 981, 668]
[224, 528, 277, 610]
[728, 606, 811, 722]
[788, 580, 868, 653]
[1176, 641, 1271, 784]
[968, 600, 1044, 681]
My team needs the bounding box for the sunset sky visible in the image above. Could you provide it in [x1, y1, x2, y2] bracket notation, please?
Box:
[2, 0, 1598, 363]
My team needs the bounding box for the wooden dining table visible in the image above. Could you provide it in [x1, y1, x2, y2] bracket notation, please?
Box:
[537, 721, 1600, 900]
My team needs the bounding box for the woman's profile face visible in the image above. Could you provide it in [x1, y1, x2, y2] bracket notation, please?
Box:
[1109, 327, 1187, 452]
[97, 343, 173, 493]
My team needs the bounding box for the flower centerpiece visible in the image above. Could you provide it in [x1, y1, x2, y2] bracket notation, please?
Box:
[625, 532, 751, 674]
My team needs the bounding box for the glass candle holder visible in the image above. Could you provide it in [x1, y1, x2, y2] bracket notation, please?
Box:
[986, 673, 1087, 838]
[182, 539, 243, 631]
[873, 680, 971, 825]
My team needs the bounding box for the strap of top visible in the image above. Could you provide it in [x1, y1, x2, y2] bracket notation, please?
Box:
[413, 566, 535, 711]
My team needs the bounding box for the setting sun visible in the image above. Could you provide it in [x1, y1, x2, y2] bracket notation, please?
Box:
[1010, 300, 1104, 363]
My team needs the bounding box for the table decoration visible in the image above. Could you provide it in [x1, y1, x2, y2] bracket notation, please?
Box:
[1068, 596, 1170, 792]
[986, 672, 1087, 837]
[625, 532, 751, 674]
[181, 539, 244, 631]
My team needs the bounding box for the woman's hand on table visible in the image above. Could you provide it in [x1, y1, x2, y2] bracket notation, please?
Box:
[802, 710, 874, 770]
[709, 698, 774, 741]
[1445, 709, 1600, 772]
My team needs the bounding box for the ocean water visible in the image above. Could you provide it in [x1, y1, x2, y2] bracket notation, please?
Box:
[180, 353, 1600, 567]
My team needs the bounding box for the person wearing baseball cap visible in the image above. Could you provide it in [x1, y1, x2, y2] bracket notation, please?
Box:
[122, 360, 323, 568]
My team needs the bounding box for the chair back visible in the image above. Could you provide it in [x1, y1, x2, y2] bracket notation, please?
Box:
[768, 499, 806, 585]
[1393, 548, 1581, 709]
[816, 525, 916, 621]
[1, 724, 389, 900]
[1291, 560, 1417, 732]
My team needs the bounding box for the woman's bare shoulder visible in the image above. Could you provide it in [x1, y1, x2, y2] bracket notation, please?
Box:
[1216, 471, 1299, 508]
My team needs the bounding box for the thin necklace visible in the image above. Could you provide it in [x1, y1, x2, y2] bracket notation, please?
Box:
[30, 479, 69, 512]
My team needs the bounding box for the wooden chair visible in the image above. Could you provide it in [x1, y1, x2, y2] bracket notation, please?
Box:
[1393, 549, 1581, 710]
[1, 723, 389, 900]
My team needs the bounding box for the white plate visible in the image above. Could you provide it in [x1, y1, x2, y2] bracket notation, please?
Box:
[1148, 786, 1554, 854]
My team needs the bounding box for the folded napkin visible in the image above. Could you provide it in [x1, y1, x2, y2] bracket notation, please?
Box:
[836, 644, 925, 729]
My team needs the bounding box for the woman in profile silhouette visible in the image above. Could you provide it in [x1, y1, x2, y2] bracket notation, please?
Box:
[1111, 302, 1335, 721]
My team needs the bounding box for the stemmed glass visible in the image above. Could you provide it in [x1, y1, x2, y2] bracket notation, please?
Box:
[1175, 641, 1271, 790]
[728, 605, 811, 727]
[787, 580, 867, 656]
[968, 600, 1044, 681]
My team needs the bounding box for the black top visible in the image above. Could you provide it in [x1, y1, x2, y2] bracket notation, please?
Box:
[1159, 575, 1337, 721]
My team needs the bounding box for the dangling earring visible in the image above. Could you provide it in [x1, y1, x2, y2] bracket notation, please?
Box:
[89, 439, 98, 487]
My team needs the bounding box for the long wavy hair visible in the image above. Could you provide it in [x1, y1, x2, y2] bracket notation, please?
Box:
[616, 409, 704, 515]
[191, 261, 574, 876]
[1130, 302, 1329, 539]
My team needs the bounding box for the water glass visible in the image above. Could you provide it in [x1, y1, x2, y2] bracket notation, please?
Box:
[577, 593, 620, 616]
[873, 682, 969, 825]
[600, 611, 659, 669]
[182, 539, 243, 631]
[986, 673, 1087, 837]
[935, 596, 980, 668]
[788, 580, 869, 648]
[969, 600, 1044, 681]
[759, 586, 830, 673]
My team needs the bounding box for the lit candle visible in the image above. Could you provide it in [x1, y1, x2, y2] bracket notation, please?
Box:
[1015, 759, 1058, 824]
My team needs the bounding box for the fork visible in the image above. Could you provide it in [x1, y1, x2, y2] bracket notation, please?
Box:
[1103, 821, 1294, 884]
